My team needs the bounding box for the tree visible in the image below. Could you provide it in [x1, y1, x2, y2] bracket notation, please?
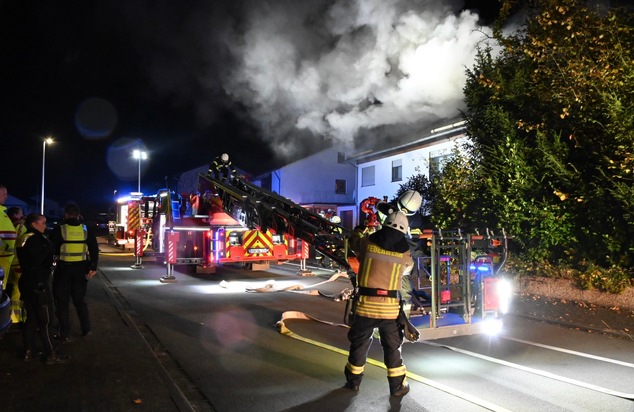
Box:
[463, 0, 633, 269]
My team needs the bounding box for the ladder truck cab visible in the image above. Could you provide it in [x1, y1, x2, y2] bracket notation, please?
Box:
[134, 185, 305, 273]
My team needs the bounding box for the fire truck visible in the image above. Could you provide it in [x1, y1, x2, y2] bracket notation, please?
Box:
[113, 192, 146, 248]
[125, 179, 307, 273]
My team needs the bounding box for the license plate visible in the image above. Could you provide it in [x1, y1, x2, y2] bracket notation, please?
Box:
[248, 248, 269, 254]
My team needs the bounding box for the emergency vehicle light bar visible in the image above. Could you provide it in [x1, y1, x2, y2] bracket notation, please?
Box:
[169, 226, 213, 232]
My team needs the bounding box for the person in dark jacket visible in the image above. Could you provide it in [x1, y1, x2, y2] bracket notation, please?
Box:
[50, 204, 99, 341]
[208, 153, 236, 181]
[16, 213, 67, 364]
[344, 211, 413, 397]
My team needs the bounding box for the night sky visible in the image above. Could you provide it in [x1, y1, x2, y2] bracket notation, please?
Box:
[1, 0, 500, 217]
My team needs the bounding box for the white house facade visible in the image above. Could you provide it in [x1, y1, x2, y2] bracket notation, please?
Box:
[251, 146, 358, 229]
[345, 121, 468, 210]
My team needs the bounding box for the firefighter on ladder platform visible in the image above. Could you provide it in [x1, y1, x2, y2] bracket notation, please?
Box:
[344, 211, 414, 397]
[208, 153, 236, 181]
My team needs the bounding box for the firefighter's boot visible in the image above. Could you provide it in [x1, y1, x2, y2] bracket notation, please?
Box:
[344, 365, 363, 391]
[389, 375, 409, 397]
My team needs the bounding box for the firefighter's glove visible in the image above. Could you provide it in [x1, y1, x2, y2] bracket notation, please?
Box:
[398, 310, 420, 343]
[404, 323, 420, 343]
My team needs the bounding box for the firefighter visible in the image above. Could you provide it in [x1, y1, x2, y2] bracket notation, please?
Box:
[7, 206, 27, 324]
[50, 204, 99, 341]
[377, 190, 426, 307]
[344, 211, 413, 397]
[208, 153, 237, 181]
[0, 184, 17, 293]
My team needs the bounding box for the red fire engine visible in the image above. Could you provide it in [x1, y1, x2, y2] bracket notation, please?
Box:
[127, 182, 306, 273]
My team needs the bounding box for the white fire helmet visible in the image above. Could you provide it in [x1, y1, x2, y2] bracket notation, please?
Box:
[397, 190, 422, 216]
[330, 215, 341, 224]
[383, 211, 409, 234]
[220, 153, 229, 162]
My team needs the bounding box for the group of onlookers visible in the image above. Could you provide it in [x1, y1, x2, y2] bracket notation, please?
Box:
[0, 184, 99, 364]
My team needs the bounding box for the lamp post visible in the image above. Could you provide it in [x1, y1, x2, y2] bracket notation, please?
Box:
[41, 137, 54, 215]
[132, 149, 148, 193]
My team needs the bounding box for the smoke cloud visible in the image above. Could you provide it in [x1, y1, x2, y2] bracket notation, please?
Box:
[116, 0, 495, 162]
[220, 0, 493, 157]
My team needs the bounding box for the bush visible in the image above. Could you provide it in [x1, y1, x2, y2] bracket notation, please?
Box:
[507, 255, 633, 294]
[575, 264, 633, 295]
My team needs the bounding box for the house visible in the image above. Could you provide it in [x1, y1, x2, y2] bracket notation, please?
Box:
[345, 120, 468, 212]
[251, 146, 358, 229]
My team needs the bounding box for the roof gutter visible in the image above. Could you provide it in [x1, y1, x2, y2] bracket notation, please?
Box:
[343, 120, 467, 164]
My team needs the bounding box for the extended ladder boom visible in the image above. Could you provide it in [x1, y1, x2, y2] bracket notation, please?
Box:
[198, 174, 353, 269]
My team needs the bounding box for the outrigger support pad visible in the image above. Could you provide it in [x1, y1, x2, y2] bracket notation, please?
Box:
[159, 263, 178, 283]
[160, 275, 177, 283]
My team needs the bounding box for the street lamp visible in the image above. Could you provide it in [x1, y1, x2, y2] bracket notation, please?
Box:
[41, 137, 54, 215]
[132, 149, 148, 193]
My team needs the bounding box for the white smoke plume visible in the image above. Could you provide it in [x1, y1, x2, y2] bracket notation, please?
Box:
[221, 0, 494, 157]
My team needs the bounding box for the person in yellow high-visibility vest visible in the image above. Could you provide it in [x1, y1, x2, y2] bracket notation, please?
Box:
[344, 211, 413, 397]
[0, 185, 17, 293]
[50, 204, 99, 341]
[7, 206, 27, 324]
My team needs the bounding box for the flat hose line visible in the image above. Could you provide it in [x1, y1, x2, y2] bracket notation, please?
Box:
[276, 310, 512, 412]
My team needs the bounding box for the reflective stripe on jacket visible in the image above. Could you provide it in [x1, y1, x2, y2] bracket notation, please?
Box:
[59, 223, 88, 262]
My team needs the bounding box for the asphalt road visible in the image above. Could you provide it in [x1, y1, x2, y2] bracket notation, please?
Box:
[96, 251, 634, 412]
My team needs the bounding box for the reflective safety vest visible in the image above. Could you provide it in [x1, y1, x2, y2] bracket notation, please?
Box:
[59, 224, 89, 262]
[353, 240, 412, 320]
[0, 206, 17, 258]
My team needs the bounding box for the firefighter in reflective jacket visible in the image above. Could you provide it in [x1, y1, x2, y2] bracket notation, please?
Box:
[344, 211, 413, 397]
[50, 204, 99, 341]
[208, 153, 237, 181]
